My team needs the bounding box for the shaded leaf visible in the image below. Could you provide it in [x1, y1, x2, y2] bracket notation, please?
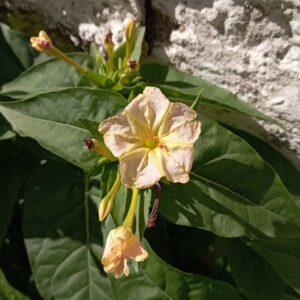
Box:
[0, 88, 126, 171]
[227, 239, 285, 300]
[248, 238, 300, 296]
[228, 128, 300, 204]
[159, 116, 300, 238]
[23, 162, 112, 300]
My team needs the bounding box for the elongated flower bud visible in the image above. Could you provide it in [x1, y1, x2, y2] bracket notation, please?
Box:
[30, 31, 87, 74]
[125, 18, 136, 44]
[124, 19, 136, 66]
[98, 173, 121, 221]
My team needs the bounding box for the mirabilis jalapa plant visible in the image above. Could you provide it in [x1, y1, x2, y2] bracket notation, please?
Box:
[1, 16, 300, 299]
[31, 20, 201, 278]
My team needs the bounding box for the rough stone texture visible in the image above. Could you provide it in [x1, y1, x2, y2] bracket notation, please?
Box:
[0, 0, 144, 46]
[1, 0, 300, 166]
[150, 0, 300, 165]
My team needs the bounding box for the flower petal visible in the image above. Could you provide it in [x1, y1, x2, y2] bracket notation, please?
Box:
[158, 102, 197, 136]
[119, 149, 162, 188]
[99, 113, 132, 136]
[161, 120, 201, 145]
[100, 113, 143, 158]
[124, 231, 148, 262]
[124, 87, 170, 134]
[153, 148, 190, 183]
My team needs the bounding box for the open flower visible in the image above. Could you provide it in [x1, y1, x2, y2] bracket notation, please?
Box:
[99, 87, 201, 189]
[102, 226, 148, 278]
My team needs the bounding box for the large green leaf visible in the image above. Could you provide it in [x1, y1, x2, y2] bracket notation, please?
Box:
[228, 128, 300, 204]
[0, 54, 94, 97]
[140, 62, 276, 124]
[248, 238, 300, 295]
[142, 241, 241, 300]
[227, 239, 285, 300]
[0, 269, 31, 300]
[159, 116, 300, 238]
[0, 88, 126, 171]
[23, 162, 113, 300]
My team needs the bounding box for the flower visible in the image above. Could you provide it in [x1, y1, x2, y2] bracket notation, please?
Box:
[30, 31, 53, 53]
[99, 87, 201, 189]
[102, 226, 148, 278]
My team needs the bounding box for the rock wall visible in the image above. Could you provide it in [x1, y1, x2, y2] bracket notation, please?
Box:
[1, 0, 300, 165]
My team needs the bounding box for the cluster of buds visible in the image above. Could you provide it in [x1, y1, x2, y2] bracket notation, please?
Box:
[30, 18, 142, 95]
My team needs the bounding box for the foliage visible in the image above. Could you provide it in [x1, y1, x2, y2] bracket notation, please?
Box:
[0, 22, 299, 300]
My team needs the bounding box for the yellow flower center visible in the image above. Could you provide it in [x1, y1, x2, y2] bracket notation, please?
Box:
[144, 134, 159, 149]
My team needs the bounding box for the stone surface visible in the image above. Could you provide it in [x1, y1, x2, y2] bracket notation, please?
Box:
[150, 0, 300, 165]
[0, 0, 144, 46]
[1, 0, 300, 166]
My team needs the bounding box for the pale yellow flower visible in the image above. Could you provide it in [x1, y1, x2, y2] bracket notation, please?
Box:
[99, 87, 201, 189]
[102, 226, 148, 278]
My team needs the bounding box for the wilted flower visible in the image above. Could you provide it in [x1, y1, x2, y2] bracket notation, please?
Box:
[99, 87, 201, 189]
[102, 225, 148, 278]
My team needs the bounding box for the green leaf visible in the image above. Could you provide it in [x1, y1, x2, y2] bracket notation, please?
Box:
[0, 88, 126, 171]
[0, 54, 94, 98]
[227, 239, 285, 300]
[142, 241, 241, 300]
[140, 62, 278, 125]
[228, 128, 300, 204]
[23, 162, 113, 300]
[159, 116, 300, 238]
[248, 238, 300, 296]
[0, 269, 31, 300]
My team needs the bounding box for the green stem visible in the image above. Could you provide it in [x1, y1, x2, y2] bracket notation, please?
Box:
[122, 187, 139, 229]
[51, 47, 87, 74]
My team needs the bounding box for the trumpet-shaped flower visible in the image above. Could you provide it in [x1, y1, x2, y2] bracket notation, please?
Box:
[102, 226, 148, 278]
[99, 87, 201, 189]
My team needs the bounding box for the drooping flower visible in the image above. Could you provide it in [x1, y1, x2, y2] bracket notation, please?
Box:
[102, 225, 148, 278]
[99, 87, 201, 189]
